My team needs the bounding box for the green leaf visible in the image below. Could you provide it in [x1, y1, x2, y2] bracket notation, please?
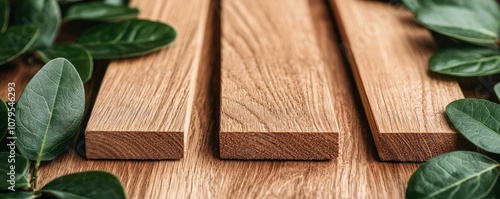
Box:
[416, 5, 500, 45]
[57, 0, 84, 3]
[484, 180, 500, 199]
[0, 152, 30, 190]
[0, 98, 7, 141]
[446, 99, 500, 154]
[402, 0, 500, 17]
[401, 0, 421, 12]
[429, 47, 500, 77]
[0, 25, 40, 65]
[495, 83, 500, 101]
[98, 0, 129, 5]
[0, 192, 35, 199]
[59, 0, 128, 5]
[16, 58, 85, 162]
[16, 0, 61, 50]
[0, 0, 9, 32]
[38, 44, 94, 83]
[406, 151, 500, 199]
[42, 171, 126, 199]
[77, 19, 177, 59]
[65, 2, 139, 22]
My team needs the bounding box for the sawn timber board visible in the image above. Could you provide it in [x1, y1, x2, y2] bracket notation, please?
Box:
[219, 0, 340, 160]
[84, 0, 211, 159]
[330, 0, 468, 161]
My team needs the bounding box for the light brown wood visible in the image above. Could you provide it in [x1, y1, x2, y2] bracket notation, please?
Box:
[0, 0, 421, 198]
[219, 0, 340, 160]
[330, 0, 469, 161]
[84, 0, 211, 159]
[0, 0, 422, 197]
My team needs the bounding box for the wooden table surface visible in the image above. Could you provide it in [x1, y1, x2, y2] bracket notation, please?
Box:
[0, 0, 445, 198]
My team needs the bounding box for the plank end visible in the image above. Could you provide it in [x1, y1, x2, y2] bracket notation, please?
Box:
[219, 132, 339, 160]
[375, 132, 473, 162]
[86, 130, 184, 160]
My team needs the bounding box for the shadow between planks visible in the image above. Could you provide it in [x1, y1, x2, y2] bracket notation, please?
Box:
[0, 0, 425, 198]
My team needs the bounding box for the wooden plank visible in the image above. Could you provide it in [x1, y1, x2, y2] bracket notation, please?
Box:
[84, 0, 211, 159]
[219, 0, 340, 160]
[34, 0, 421, 198]
[330, 0, 470, 161]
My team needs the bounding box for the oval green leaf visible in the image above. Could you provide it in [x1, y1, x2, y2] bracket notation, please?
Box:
[429, 47, 500, 77]
[0, 0, 9, 32]
[57, 0, 84, 3]
[416, 5, 500, 45]
[77, 19, 177, 59]
[16, 0, 61, 50]
[0, 152, 30, 190]
[99, 0, 129, 5]
[406, 151, 500, 199]
[0, 192, 35, 199]
[38, 44, 94, 83]
[16, 58, 85, 162]
[42, 171, 126, 199]
[0, 98, 7, 141]
[401, 0, 421, 12]
[65, 2, 138, 22]
[0, 25, 40, 65]
[446, 99, 500, 154]
[495, 83, 500, 101]
[402, 0, 500, 17]
[484, 180, 500, 199]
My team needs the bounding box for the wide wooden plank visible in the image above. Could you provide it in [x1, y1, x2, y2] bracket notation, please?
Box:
[85, 0, 211, 159]
[330, 0, 469, 161]
[219, 0, 340, 160]
[34, 0, 420, 198]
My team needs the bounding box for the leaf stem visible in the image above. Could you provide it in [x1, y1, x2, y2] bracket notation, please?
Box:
[32, 160, 41, 191]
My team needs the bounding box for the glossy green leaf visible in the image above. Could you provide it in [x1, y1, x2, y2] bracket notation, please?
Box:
[406, 151, 500, 199]
[99, 0, 129, 5]
[0, 192, 35, 199]
[495, 83, 500, 101]
[57, 0, 84, 3]
[0, 98, 7, 141]
[77, 19, 177, 59]
[0, 25, 40, 65]
[0, 0, 9, 32]
[65, 2, 138, 22]
[429, 47, 500, 77]
[416, 5, 500, 45]
[484, 180, 500, 199]
[0, 152, 30, 190]
[61, 0, 128, 5]
[16, 58, 85, 162]
[38, 44, 93, 83]
[446, 99, 500, 154]
[402, 0, 500, 17]
[16, 0, 61, 50]
[401, 0, 421, 12]
[42, 171, 126, 199]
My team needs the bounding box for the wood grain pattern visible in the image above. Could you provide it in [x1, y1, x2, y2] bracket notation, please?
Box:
[219, 0, 340, 160]
[330, 0, 469, 161]
[84, 0, 211, 159]
[4, 0, 421, 198]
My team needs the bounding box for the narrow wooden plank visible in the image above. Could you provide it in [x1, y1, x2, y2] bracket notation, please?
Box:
[330, 0, 468, 161]
[85, 0, 211, 159]
[219, 0, 340, 160]
[38, 1, 419, 197]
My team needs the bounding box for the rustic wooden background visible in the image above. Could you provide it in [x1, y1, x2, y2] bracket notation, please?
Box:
[2, 0, 494, 198]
